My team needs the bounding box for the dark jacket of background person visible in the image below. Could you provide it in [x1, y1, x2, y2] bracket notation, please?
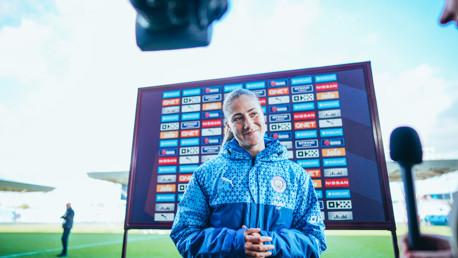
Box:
[62, 207, 74, 229]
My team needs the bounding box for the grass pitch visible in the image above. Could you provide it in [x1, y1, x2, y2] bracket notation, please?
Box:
[0, 224, 452, 257]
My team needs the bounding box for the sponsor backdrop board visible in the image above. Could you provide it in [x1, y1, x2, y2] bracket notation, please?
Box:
[125, 61, 395, 231]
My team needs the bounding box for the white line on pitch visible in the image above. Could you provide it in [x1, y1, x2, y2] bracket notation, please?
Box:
[0, 235, 157, 258]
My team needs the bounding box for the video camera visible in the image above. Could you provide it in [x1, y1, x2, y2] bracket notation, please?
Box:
[129, 0, 228, 51]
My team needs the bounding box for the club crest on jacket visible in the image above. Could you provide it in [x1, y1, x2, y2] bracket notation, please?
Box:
[271, 176, 287, 193]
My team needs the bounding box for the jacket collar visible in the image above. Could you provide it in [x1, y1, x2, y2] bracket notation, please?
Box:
[221, 137, 288, 162]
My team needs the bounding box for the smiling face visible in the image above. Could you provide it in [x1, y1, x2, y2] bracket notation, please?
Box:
[225, 94, 266, 156]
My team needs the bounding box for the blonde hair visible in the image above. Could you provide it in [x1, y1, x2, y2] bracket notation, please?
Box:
[221, 88, 261, 147]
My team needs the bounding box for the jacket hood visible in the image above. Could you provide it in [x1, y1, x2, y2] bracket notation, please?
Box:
[221, 137, 288, 162]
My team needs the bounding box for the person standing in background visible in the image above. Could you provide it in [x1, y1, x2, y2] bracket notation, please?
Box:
[58, 203, 74, 257]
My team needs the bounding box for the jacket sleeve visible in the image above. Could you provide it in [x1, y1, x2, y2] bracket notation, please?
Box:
[261, 171, 327, 257]
[170, 170, 246, 257]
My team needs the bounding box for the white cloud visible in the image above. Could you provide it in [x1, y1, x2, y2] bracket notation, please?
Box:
[0, 19, 55, 82]
[363, 32, 380, 43]
[374, 64, 455, 158]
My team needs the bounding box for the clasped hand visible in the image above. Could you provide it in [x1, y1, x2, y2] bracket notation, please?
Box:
[243, 225, 275, 257]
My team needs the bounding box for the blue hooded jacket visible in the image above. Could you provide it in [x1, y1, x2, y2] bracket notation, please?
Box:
[170, 137, 327, 257]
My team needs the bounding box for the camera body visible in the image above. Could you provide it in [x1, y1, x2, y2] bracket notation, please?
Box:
[130, 0, 228, 51]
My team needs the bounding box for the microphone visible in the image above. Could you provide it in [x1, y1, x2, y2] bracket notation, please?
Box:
[390, 126, 423, 250]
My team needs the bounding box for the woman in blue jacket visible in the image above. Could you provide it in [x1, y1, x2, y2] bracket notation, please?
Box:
[170, 88, 327, 257]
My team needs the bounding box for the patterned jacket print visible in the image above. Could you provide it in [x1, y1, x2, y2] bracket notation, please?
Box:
[170, 137, 327, 257]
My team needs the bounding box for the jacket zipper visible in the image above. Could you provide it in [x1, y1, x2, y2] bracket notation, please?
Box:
[251, 156, 260, 228]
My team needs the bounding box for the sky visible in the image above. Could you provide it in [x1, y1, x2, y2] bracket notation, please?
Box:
[0, 0, 457, 222]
